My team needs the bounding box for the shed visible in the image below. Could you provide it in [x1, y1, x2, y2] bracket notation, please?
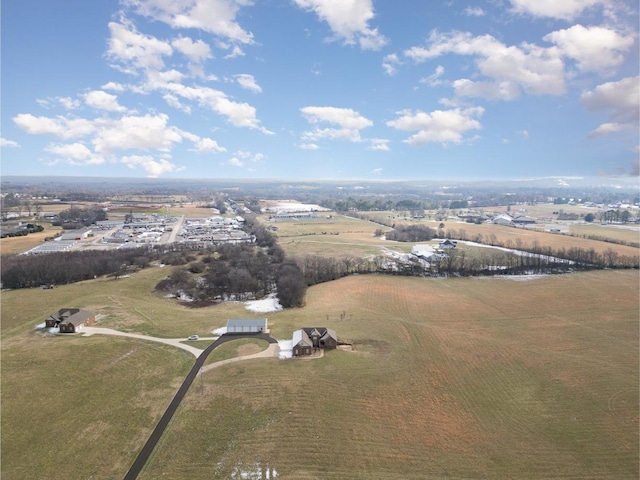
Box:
[226, 318, 268, 334]
[513, 215, 536, 225]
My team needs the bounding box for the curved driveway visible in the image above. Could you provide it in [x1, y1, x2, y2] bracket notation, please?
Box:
[122, 333, 278, 480]
[82, 326, 209, 357]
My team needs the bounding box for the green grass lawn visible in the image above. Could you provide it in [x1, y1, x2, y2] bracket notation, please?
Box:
[2, 262, 638, 479]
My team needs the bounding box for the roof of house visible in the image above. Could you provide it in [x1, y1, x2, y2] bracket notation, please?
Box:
[302, 327, 337, 341]
[439, 239, 457, 245]
[411, 244, 436, 257]
[292, 329, 312, 347]
[226, 318, 268, 328]
[52, 308, 94, 326]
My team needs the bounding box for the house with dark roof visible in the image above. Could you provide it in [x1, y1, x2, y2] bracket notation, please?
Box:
[45, 308, 95, 333]
[439, 239, 458, 250]
[226, 318, 268, 334]
[291, 327, 337, 357]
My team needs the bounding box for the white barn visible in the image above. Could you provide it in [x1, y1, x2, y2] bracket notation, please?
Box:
[226, 318, 268, 334]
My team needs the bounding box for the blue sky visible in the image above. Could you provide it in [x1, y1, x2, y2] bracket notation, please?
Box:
[1, 0, 638, 180]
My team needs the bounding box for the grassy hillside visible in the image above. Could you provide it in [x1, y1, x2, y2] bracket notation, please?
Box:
[143, 271, 638, 479]
[3, 267, 636, 478]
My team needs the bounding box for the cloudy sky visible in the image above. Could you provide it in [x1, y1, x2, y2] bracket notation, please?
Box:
[1, 0, 638, 179]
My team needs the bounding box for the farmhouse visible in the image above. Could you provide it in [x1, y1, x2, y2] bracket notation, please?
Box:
[439, 239, 457, 250]
[411, 244, 448, 263]
[292, 327, 337, 357]
[45, 308, 95, 333]
[226, 318, 268, 334]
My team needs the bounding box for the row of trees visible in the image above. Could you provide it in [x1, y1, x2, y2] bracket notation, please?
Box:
[54, 206, 107, 229]
[385, 225, 436, 242]
[1, 249, 150, 289]
[442, 228, 638, 269]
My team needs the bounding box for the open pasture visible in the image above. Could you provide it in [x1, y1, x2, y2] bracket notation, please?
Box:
[142, 270, 639, 479]
[2, 262, 638, 478]
[266, 212, 639, 263]
[265, 213, 390, 258]
[569, 222, 640, 244]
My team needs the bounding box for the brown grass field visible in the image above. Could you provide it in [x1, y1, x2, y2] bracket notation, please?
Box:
[2, 265, 638, 479]
[265, 213, 640, 265]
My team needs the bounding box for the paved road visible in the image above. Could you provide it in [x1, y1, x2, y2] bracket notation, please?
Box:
[123, 333, 278, 480]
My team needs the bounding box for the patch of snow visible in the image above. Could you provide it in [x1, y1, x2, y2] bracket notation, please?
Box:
[177, 292, 194, 302]
[278, 339, 293, 359]
[497, 274, 549, 281]
[245, 294, 283, 313]
[34, 322, 46, 329]
[229, 462, 279, 479]
[212, 327, 227, 335]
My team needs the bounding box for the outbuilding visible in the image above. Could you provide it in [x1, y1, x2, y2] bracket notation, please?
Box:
[226, 318, 268, 334]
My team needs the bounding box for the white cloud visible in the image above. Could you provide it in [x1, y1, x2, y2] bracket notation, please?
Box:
[235, 73, 262, 93]
[36, 97, 81, 110]
[587, 122, 635, 138]
[452, 78, 521, 100]
[382, 53, 401, 76]
[228, 157, 244, 167]
[83, 90, 127, 112]
[581, 76, 639, 121]
[92, 113, 183, 154]
[107, 19, 173, 72]
[45, 142, 105, 165]
[0, 138, 20, 148]
[387, 107, 484, 145]
[420, 65, 446, 87]
[13, 114, 96, 139]
[123, 0, 255, 44]
[517, 129, 530, 139]
[509, 0, 609, 20]
[464, 6, 485, 16]
[371, 167, 383, 174]
[301, 106, 373, 142]
[368, 138, 390, 151]
[405, 30, 566, 99]
[58, 97, 81, 110]
[193, 137, 226, 153]
[121, 154, 180, 177]
[163, 94, 192, 113]
[293, 0, 387, 50]
[582, 76, 639, 136]
[171, 36, 212, 63]
[233, 150, 263, 162]
[140, 75, 271, 133]
[299, 143, 319, 150]
[224, 45, 245, 59]
[102, 81, 126, 92]
[544, 25, 633, 73]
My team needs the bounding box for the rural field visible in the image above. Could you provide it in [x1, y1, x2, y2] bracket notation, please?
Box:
[264, 211, 640, 263]
[2, 265, 638, 479]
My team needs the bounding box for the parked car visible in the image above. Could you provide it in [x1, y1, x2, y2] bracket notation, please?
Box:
[187, 334, 199, 341]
